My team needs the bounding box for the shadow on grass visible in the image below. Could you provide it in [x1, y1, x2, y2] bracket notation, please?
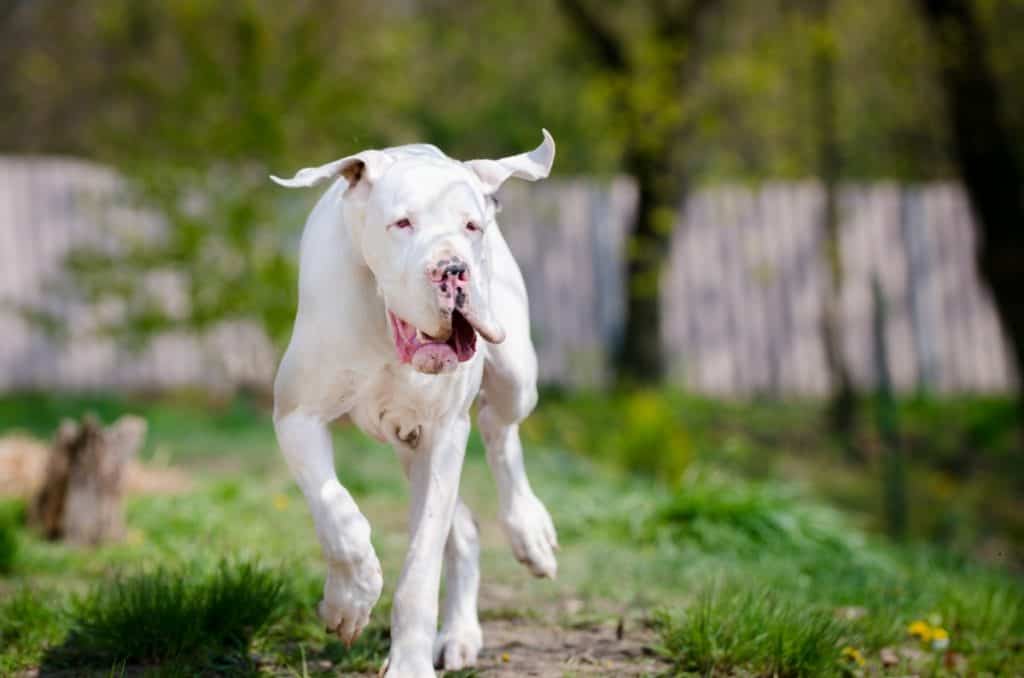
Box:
[39, 560, 287, 676]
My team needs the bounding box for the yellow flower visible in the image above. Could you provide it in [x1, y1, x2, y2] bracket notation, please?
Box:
[841, 646, 866, 667]
[908, 620, 933, 641]
[930, 627, 950, 650]
[273, 493, 289, 511]
[501, 653, 510, 663]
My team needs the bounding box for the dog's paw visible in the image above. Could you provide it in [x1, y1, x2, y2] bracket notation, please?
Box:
[500, 492, 558, 578]
[319, 548, 383, 646]
[381, 652, 436, 678]
[433, 622, 483, 670]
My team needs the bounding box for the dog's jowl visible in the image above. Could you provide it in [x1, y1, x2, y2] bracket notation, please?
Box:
[271, 131, 559, 677]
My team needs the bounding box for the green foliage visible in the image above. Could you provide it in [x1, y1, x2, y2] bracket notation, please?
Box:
[0, 589, 64, 674]
[657, 584, 845, 677]
[0, 525, 17, 575]
[320, 621, 391, 674]
[0, 392, 1021, 675]
[0, 504, 20, 574]
[523, 389, 693, 482]
[9, 0, 1023, 350]
[528, 389, 1024, 563]
[649, 469, 859, 556]
[898, 395, 1021, 474]
[48, 560, 286, 670]
[0, 391, 275, 464]
[60, 168, 303, 348]
[656, 559, 1024, 677]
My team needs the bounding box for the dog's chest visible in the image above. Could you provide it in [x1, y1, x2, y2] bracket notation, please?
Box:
[348, 357, 483, 448]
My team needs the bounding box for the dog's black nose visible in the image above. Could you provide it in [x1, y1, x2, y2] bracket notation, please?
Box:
[444, 261, 467, 278]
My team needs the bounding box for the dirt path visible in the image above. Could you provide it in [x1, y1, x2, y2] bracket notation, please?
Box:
[470, 618, 668, 677]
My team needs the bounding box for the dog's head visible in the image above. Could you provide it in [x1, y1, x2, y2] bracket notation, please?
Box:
[272, 130, 555, 374]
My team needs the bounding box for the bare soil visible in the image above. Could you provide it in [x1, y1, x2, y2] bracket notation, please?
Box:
[0, 433, 191, 498]
[471, 617, 668, 677]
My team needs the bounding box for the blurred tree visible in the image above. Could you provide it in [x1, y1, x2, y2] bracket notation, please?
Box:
[803, 0, 858, 456]
[1, 0, 611, 352]
[778, 1, 860, 456]
[916, 0, 1024, 419]
[6, 0, 1021, 395]
[871, 276, 907, 540]
[2, 0, 420, 348]
[557, 0, 715, 384]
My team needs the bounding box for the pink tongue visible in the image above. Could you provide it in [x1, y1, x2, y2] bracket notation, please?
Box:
[411, 343, 458, 374]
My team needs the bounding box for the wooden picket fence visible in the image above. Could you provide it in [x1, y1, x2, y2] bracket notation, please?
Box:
[0, 157, 1015, 395]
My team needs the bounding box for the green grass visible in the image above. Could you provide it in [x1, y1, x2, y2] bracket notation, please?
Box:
[0, 391, 1021, 676]
[657, 584, 845, 677]
[650, 540, 1024, 675]
[647, 469, 859, 555]
[47, 561, 286, 669]
[0, 588, 64, 673]
[0, 518, 18, 575]
[527, 389, 1024, 565]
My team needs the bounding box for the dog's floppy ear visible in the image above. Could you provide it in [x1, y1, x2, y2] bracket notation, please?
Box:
[465, 129, 555, 193]
[270, 150, 391, 190]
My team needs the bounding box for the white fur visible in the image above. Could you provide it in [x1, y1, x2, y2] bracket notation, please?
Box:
[272, 132, 558, 676]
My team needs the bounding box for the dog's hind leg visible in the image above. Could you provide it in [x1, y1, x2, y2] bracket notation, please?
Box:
[433, 498, 483, 670]
[274, 410, 383, 646]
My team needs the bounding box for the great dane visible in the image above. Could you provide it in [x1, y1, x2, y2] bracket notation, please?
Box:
[271, 131, 558, 676]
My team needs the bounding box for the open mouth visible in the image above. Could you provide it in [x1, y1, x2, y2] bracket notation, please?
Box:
[389, 310, 477, 374]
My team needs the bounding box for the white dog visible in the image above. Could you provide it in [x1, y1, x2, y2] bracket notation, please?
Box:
[270, 131, 559, 676]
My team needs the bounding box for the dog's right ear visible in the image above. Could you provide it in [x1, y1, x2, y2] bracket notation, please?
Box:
[465, 129, 556, 194]
[270, 150, 392, 192]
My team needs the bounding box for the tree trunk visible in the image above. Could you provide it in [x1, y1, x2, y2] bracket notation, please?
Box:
[554, 1, 710, 386]
[29, 414, 147, 545]
[616, 159, 684, 384]
[916, 0, 1024, 410]
[810, 0, 858, 456]
[872, 276, 907, 539]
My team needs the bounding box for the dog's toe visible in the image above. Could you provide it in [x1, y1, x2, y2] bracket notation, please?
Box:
[318, 553, 383, 646]
[519, 533, 558, 579]
[319, 599, 373, 646]
[502, 492, 559, 578]
[433, 624, 483, 670]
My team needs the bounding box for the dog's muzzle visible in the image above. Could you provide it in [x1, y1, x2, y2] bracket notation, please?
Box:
[388, 256, 504, 374]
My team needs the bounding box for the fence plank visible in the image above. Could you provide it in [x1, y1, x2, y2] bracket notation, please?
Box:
[0, 157, 1015, 395]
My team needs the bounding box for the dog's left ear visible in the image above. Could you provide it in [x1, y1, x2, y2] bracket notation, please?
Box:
[465, 129, 556, 193]
[270, 150, 391, 191]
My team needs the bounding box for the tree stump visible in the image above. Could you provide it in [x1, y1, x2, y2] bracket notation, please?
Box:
[29, 414, 147, 545]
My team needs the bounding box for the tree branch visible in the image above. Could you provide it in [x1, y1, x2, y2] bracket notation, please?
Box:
[557, 0, 629, 72]
[653, 0, 713, 41]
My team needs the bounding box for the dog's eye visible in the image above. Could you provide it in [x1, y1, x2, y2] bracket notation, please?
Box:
[392, 218, 412, 229]
[465, 221, 479, 233]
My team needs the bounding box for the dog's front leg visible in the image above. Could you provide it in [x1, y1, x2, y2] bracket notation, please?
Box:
[385, 414, 470, 678]
[478, 403, 558, 579]
[275, 411, 383, 645]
